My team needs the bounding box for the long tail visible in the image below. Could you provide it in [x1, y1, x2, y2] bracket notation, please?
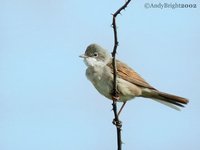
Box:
[155, 91, 189, 107]
[142, 89, 189, 108]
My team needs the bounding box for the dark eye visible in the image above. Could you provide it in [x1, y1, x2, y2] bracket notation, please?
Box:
[93, 52, 98, 57]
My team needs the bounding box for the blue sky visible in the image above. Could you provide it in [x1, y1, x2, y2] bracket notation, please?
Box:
[0, 0, 200, 150]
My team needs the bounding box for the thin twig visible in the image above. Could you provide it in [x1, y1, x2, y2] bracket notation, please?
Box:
[111, 0, 131, 150]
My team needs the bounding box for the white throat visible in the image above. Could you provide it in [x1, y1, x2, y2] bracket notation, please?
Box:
[84, 57, 107, 67]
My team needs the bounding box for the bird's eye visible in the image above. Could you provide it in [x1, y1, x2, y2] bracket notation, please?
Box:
[93, 52, 98, 57]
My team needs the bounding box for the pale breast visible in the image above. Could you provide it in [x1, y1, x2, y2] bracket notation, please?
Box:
[86, 65, 113, 99]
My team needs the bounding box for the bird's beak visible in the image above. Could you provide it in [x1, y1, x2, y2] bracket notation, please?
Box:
[79, 54, 87, 58]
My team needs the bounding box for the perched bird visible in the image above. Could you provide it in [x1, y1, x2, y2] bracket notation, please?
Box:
[80, 44, 188, 112]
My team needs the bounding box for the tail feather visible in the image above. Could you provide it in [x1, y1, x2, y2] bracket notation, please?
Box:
[156, 91, 189, 107]
[142, 89, 189, 108]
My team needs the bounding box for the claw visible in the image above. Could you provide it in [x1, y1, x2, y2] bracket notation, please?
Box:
[112, 95, 120, 101]
[112, 118, 122, 128]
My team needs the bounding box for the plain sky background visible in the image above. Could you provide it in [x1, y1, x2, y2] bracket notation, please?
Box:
[0, 0, 200, 150]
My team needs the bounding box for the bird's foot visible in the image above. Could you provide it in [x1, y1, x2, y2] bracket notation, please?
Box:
[112, 118, 122, 128]
[112, 95, 120, 101]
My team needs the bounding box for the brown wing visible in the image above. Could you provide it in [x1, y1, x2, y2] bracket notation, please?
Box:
[107, 60, 156, 90]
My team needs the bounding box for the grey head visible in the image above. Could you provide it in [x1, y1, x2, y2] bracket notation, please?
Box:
[80, 44, 111, 66]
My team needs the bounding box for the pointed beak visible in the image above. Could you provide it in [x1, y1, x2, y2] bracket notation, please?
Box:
[79, 54, 87, 58]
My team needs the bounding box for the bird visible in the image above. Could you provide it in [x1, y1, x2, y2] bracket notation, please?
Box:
[80, 43, 188, 113]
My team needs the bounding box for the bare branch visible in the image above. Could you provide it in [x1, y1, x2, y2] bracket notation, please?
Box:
[111, 0, 131, 150]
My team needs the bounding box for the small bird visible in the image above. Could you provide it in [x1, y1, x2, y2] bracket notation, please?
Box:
[80, 44, 188, 112]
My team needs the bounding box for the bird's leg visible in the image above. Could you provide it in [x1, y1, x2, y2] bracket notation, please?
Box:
[112, 101, 126, 127]
[117, 102, 127, 116]
[111, 95, 122, 127]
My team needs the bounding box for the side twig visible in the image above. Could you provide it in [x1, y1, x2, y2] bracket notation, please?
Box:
[111, 1, 131, 150]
